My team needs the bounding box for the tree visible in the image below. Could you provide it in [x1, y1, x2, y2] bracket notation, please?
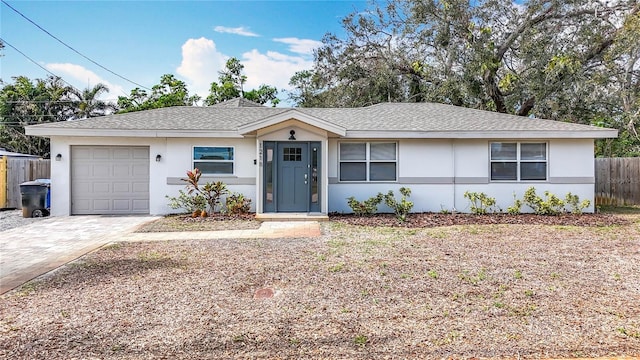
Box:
[0, 76, 73, 157]
[117, 74, 200, 113]
[306, 0, 640, 155]
[69, 83, 115, 119]
[205, 57, 280, 106]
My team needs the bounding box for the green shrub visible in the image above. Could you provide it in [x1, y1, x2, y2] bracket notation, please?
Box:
[166, 189, 206, 213]
[565, 192, 591, 214]
[384, 187, 414, 222]
[347, 193, 384, 216]
[523, 187, 565, 215]
[507, 192, 523, 215]
[225, 193, 252, 215]
[463, 191, 497, 214]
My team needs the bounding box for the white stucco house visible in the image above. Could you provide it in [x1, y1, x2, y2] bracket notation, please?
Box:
[25, 98, 617, 217]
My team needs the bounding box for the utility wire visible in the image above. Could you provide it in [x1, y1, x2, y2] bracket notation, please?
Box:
[0, 37, 80, 91]
[1, 0, 151, 91]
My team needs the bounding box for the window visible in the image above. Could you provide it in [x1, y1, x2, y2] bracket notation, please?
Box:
[339, 142, 397, 181]
[193, 146, 234, 175]
[490, 142, 546, 181]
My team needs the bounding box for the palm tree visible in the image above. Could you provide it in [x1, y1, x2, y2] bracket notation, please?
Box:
[70, 83, 115, 119]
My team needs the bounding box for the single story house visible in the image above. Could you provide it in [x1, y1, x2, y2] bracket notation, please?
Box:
[25, 98, 617, 217]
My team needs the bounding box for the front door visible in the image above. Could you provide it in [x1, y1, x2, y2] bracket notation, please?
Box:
[277, 143, 309, 211]
[263, 141, 321, 213]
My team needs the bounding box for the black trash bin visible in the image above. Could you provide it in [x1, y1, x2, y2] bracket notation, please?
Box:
[20, 179, 50, 218]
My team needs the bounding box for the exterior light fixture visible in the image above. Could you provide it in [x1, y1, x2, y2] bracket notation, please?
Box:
[55, 154, 62, 161]
[155, 154, 162, 162]
[288, 129, 296, 141]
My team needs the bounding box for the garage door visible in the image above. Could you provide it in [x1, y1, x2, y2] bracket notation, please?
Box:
[71, 146, 149, 215]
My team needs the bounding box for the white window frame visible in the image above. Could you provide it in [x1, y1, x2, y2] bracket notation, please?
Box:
[192, 146, 235, 175]
[489, 142, 547, 182]
[339, 142, 398, 182]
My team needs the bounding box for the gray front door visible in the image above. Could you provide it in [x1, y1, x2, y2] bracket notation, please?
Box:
[277, 143, 309, 212]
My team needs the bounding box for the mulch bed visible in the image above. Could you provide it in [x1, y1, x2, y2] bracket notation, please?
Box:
[135, 213, 260, 232]
[329, 212, 631, 228]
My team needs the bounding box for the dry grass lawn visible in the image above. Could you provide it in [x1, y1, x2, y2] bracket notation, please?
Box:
[1, 216, 639, 359]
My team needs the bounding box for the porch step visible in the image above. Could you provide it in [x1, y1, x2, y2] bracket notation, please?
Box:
[255, 213, 329, 222]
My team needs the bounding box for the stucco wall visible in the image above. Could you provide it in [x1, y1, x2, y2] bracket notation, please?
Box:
[328, 138, 596, 213]
[49, 136, 596, 216]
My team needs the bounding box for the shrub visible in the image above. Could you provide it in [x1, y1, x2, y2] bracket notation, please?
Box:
[523, 187, 565, 215]
[347, 193, 384, 216]
[166, 189, 207, 213]
[183, 168, 229, 214]
[384, 187, 414, 222]
[565, 192, 591, 214]
[225, 192, 252, 215]
[507, 192, 523, 215]
[463, 191, 497, 214]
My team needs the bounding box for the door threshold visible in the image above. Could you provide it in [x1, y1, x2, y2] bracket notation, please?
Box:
[255, 213, 329, 222]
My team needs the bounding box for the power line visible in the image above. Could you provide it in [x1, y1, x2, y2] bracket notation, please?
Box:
[0, 38, 80, 91]
[1, 0, 151, 91]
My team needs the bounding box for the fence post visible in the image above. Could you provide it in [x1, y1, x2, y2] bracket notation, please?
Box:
[0, 157, 7, 208]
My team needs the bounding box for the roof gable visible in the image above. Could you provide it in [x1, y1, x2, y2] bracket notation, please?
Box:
[238, 109, 347, 136]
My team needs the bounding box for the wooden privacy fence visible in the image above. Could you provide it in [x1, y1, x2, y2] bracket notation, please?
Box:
[595, 157, 640, 206]
[0, 157, 51, 209]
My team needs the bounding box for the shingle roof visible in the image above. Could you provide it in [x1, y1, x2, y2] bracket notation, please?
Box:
[25, 101, 617, 138]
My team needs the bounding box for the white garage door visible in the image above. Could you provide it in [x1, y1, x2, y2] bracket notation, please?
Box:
[71, 146, 150, 215]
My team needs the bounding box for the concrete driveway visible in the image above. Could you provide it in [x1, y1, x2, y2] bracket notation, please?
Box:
[0, 215, 158, 294]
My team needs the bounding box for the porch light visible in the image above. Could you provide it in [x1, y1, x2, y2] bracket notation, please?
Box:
[55, 154, 62, 161]
[155, 154, 162, 162]
[288, 130, 296, 141]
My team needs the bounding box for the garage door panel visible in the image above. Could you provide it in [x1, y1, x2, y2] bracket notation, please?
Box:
[93, 165, 110, 177]
[92, 148, 110, 159]
[113, 164, 131, 177]
[132, 199, 149, 211]
[132, 182, 147, 192]
[113, 148, 131, 159]
[92, 199, 111, 211]
[132, 163, 148, 176]
[72, 146, 149, 215]
[132, 148, 148, 159]
[113, 182, 130, 193]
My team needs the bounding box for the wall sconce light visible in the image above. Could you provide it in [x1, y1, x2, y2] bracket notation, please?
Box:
[288, 129, 296, 141]
[155, 154, 162, 162]
[55, 154, 62, 161]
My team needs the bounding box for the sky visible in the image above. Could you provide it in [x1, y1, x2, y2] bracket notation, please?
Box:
[0, 0, 367, 105]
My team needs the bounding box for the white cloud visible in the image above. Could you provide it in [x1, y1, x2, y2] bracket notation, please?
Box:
[44, 63, 126, 101]
[273, 37, 323, 55]
[241, 49, 314, 91]
[214, 26, 259, 37]
[176, 37, 228, 98]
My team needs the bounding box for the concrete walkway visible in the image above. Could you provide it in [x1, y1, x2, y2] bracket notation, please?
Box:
[0, 216, 321, 295]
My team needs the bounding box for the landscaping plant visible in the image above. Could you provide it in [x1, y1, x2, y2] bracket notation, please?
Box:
[346, 193, 384, 216]
[523, 187, 565, 215]
[225, 192, 252, 215]
[384, 187, 414, 222]
[463, 191, 497, 214]
[182, 168, 229, 214]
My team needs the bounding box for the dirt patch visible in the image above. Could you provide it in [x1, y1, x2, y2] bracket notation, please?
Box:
[1, 220, 639, 358]
[135, 213, 260, 232]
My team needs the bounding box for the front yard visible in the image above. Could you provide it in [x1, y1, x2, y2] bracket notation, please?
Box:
[1, 214, 639, 359]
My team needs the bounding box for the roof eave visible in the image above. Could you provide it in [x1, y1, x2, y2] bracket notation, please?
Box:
[26, 128, 243, 138]
[343, 129, 619, 139]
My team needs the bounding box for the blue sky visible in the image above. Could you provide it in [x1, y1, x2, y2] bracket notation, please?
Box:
[1, 0, 366, 104]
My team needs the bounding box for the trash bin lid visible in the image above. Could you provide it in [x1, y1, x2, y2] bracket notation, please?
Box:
[20, 180, 49, 187]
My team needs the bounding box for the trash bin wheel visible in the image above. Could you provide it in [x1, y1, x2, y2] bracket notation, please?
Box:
[32, 209, 48, 217]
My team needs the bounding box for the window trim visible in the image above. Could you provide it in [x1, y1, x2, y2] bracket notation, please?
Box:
[489, 142, 547, 182]
[192, 146, 235, 176]
[339, 142, 398, 182]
